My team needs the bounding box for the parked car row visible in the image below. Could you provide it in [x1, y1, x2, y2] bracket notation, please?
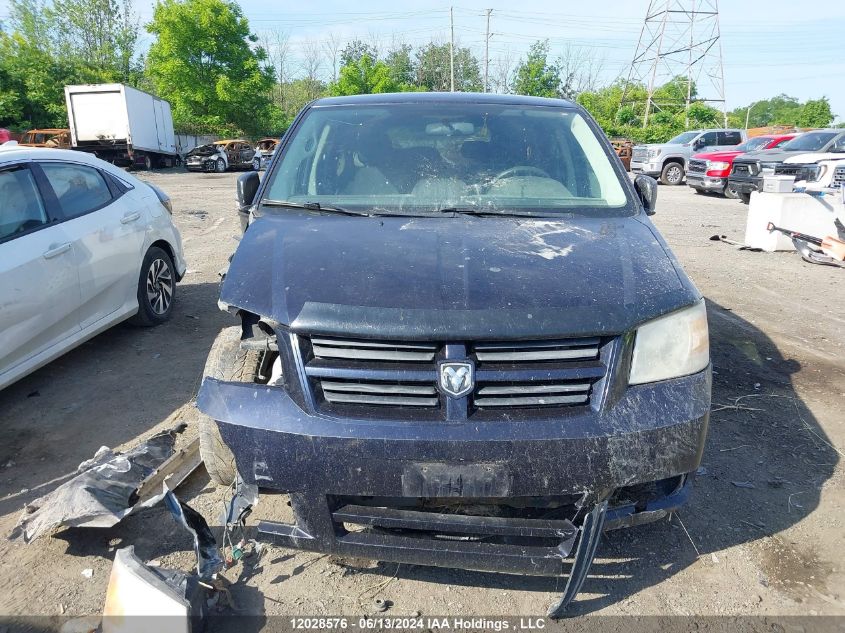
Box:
[185, 137, 279, 173]
[727, 130, 845, 202]
[631, 125, 845, 202]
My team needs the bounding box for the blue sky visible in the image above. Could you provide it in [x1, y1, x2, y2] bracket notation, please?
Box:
[3, 0, 843, 121]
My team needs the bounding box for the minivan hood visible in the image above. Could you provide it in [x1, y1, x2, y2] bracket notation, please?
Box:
[221, 213, 700, 340]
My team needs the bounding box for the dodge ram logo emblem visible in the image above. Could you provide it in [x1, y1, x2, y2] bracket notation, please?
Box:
[439, 361, 474, 398]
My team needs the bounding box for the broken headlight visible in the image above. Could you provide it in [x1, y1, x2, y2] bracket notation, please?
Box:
[629, 300, 709, 385]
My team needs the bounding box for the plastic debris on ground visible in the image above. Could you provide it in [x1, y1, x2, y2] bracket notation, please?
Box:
[10, 425, 187, 543]
[101, 545, 209, 633]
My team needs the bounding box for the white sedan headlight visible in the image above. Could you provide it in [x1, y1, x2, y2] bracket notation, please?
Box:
[629, 300, 709, 385]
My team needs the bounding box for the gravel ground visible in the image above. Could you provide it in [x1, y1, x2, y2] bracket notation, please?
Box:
[0, 169, 842, 627]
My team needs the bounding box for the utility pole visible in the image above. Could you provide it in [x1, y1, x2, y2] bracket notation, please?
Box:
[621, 0, 727, 129]
[484, 9, 492, 93]
[450, 6, 455, 92]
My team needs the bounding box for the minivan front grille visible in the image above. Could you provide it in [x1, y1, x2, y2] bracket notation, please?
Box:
[472, 338, 600, 363]
[320, 379, 439, 407]
[300, 335, 610, 419]
[473, 381, 593, 408]
[311, 337, 437, 363]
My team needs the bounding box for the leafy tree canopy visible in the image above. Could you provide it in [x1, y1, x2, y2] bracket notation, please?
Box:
[511, 40, 560, 98]
[145, 0, 281, 136]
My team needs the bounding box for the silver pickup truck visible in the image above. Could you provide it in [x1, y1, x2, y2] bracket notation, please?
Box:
[631, 128, 747, 185]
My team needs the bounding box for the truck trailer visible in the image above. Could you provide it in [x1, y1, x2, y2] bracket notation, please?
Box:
[64, 83, 178, 169]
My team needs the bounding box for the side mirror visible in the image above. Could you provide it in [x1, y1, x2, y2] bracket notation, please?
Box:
[634, 174, 658, 215]
[237, 171, 260, 213]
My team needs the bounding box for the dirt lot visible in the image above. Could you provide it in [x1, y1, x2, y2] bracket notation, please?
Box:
[0, 170, 843, 626]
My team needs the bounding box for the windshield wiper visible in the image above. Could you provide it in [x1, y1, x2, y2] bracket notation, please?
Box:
[261, 200, 372, 216]
[437, 206, 560, 218]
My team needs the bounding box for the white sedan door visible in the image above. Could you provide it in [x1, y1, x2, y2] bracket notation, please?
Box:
[39, 162, 148, 330]
[0, 163, 81, 382]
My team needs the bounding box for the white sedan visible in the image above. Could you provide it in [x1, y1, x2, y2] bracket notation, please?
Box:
[0, 144, 187, 390]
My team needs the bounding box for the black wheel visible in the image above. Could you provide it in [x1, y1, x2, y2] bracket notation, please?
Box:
[198, 327, 262, 485]
[660, 162, 684, 185]
[215, 157, 226, 173]
[129, 246, 175, 326]
[252, 157, 261, 171]
[141, 154, 152, 171]
[739, 192, 751, 204]
[724, 183, 739, 199]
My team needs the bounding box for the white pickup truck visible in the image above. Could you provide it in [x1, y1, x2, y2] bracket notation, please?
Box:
[777, 151, 845, 192]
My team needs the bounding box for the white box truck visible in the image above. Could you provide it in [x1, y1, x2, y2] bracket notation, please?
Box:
[64, 83, 177, 169]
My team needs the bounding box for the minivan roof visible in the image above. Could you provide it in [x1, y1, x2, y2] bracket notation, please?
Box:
[311, 92, 578, 108]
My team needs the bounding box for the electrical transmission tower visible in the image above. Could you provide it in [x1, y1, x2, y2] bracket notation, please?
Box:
[622, 0, 727, 128]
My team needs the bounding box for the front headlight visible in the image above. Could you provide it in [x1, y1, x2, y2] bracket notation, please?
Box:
[804, 164, 825, 182]
[629, 300, 709, 385]
[648, 149, 661, 159]
[707, 161, 730, 171]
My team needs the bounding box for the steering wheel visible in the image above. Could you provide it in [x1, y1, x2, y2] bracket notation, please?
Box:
[491, 165, 550, 183]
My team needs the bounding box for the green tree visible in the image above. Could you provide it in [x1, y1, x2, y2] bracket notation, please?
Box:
[0, 0, 81, 128]
[330, 54, 398, 96]
[728, 94, 802, 128]
[511, 40, 560, 98]
[384, 43, 414, 86]
[415, 42, 481, 92]
[340, 39, 378, 67]
[145, 0, 279, 135]
[798, 98, 833, 128]
[49, 0, 140, 83]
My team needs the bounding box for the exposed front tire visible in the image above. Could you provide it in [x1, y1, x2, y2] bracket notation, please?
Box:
[129, 246, 175, 327]
[215, 157, 226, 173]
[724, 184, 739, 199]
[198, 327, 262, 486]
[660, 162, 685, 185]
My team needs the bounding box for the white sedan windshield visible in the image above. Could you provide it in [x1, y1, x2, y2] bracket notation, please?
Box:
[264, 103, 629, 216]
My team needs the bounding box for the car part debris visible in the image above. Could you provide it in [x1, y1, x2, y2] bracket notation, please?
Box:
[220, 476, 259, 567]
[136, 437, 201, 504]
[102, 546, 208, 633]
[547, 500, 608, 618]
[163, 489, 223, 579]
[10, 427, 187, 543]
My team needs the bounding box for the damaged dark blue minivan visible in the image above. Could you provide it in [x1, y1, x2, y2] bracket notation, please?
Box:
[196, 93, 710, 614]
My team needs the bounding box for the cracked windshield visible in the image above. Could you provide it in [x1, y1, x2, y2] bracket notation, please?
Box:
[264, 104, 629, 215]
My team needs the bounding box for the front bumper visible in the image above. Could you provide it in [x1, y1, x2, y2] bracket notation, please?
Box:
[728, 174, 763, 194]
[197, 367, 710, 574]
[630, 159, 661, 176]
[687, 174, 727, 191]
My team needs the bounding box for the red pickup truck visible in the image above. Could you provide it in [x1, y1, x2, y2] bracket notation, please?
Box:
[687, 133, 798, 198]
